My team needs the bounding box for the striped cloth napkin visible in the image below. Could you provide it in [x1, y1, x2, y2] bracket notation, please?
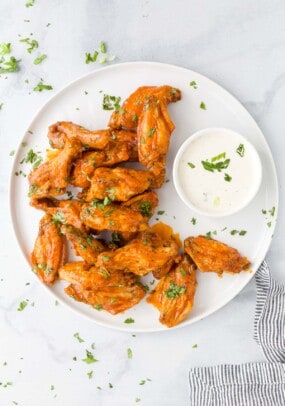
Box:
[189, 261, 285, 406]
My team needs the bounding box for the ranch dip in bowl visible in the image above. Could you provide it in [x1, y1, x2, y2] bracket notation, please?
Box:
[173, 127, 262, 217]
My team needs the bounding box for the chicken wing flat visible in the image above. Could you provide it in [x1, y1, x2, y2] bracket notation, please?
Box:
[30, 214, 66, 285]
[48, 122, 111, 150]
[137, 96, 175, 187]
[122, 191, 158, 218]
[147, 254, 197, 327]
[28, 137, 82, 198]
[84, 167, 154, 202]
[96, 230, 179, 276]
[30, 198, 86, 232]
[61, 225, 105, 264]
[184, 236, 250, 276]
[60, 263, 146, 314]
[80, 201, 149, 233]
[109, 85, 181, 130]
[70, 138, 137, 189]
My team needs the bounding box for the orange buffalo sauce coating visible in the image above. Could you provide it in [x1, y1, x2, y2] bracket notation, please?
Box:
[151, 221, 182, 249]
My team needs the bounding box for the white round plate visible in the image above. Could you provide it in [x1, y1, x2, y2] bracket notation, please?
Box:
[10, 62, 278, 332]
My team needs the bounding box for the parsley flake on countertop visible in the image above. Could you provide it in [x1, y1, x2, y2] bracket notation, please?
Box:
[124, 317, 135, 324]
[25, 0, 35, 7]
[34, 54, 47, 64]
[85, 51, 98, 64]
[0, 102, 3, 109]
[33, 80, 53, 92]
[73, 332, 84, 343]
[0, 43, 11, 55]
[85, 41, 115, 64]
[164, 281, 186, 299]
[17, 300, 28, 311]
[20, 37, 38, 53]
[127, 348, 133, 359]
[0, 56, 21, 73]
[200, 101, 206, 110]
[192, 344, 198, 348]
[82, 350, 98, 364]
[109, 383, 113, 388]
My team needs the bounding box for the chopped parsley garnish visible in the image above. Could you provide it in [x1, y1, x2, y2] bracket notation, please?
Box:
[191, 217, 197, 225]
[180, 268, 186, 276]
[94, 304, 102, 311]
[102, 255, 110, 262]
[157, 210, 165, 215]
[147, 127, 156, 137]
[205, 231, 212, 239]
[85, 42, 115, 64]
[100, 41, 106, 53]
[164, 281, 186, 299]
[124, 318, 135, 324]
[17, 300, 28, 311]
[50, 385, 55, 391]
[267, 222, 272, 228]
[189, 80, 197, 89]
[132, 114, 138, 122]
[187, 162, 195, 168]
[0, 56, 21, 73]
[87, 370, 93, 379]
[33, 81, 53, 92]
[24, 149, 43, 168]
[230, 229, 247, 236]
[10, 150, 15, 156]
[0, 102, 3, 110]
[73, 332, 84, 343]
[0, 43, 11, 55]
[109, 383, 113, 388]
[200, 101, 206, 110]
[102, 94, 122, 111]
[211, 152, 226, 162]
[236, 143, 245, 157]
[269, 206, 275, 216]
[82, 350, 98, 364]
[20, 37, 38, 53]
[139, 201, 152, 217]
[127, 348, 133, 359]
[262, 209, 267, 214]
[135, 398, 141, 403]
[34, 54, 47, 64]
[85, 51, 98, 64]
[224, 173, 232, 182]
[201, 157, 230, 173]
[192, 344, 198, 348]
[25, 0, 35, 7]
[52, 211, 66, 225]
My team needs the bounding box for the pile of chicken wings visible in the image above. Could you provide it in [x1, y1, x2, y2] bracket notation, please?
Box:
[28, 85, 250, 327]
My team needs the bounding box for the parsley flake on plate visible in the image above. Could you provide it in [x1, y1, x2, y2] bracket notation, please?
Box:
[73, 332, 84, 343]
[20, 37, 38, 53]
[200, 101, 206, 110]
[127, 348, 133, 359]
[17, 300, 28, 311]
[189, 80, 197, 89]
[124, 317, 135, 324]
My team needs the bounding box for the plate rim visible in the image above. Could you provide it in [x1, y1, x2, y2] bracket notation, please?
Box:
[9, 60, 279, 332]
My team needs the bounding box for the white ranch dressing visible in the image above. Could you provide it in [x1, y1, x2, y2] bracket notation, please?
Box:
[177, 131, 261, 215]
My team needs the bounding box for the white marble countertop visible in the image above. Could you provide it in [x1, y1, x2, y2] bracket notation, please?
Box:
[1, 1, 285, 405]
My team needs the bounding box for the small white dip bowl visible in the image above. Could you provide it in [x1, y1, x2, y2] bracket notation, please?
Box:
[172, 127, 262, 217]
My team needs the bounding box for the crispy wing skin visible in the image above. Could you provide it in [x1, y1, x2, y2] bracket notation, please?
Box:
[184, 236, 250, 276]
[30, 214, 66, 285]
[84, 167, 153, 202]
[147, 254, 197, 327]
[28, 137, 82, 198]
[60, 263, 146, 314]
[137, 96, 175, 188]
[96, 230, 179, 276]
[109, 85, 181, 130]
[48, 122, 111, 150]
[61, 225, 105, 264]
[122, 191, 158, 218]
[70, 138, 137, 189]
[30, 198, 86, 232]
[80, 202, 149, 233]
